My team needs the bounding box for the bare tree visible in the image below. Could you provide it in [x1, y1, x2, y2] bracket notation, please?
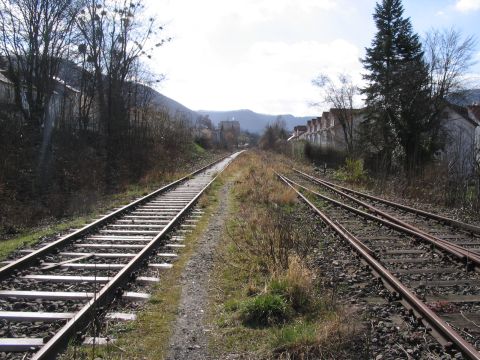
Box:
[422, 28, 477, 173]
[312, 73, 359, 156]
[0, 0, 81, 128]
[75, 0, 169, 189]
[0, 0, 82, 192]
[259, 117, 288, 153]
[425, 28, 477, 106]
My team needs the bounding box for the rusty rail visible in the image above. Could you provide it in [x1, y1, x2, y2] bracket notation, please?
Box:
[293, 168, 480, 235]
[293, 168, 480, 268]
[282, 174, 472, 262]
[278, 173, 480, 360]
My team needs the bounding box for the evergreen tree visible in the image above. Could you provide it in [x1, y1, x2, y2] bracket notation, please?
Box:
[361, 0, 430, 176]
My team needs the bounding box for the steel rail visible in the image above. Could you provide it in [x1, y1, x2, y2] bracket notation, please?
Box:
[277, 173, 480, 360]
[0, 154, 230, 281]
[293, 169, 480, 267]
[30, 152, 242, 359]
[293, 168, 480, 235]
[281, 173, 469, 262]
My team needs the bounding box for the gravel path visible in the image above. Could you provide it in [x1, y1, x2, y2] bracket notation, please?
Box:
[166, 182, 230, 360]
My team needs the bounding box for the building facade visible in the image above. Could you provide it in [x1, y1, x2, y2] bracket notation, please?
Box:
[290, 105, 479, 172]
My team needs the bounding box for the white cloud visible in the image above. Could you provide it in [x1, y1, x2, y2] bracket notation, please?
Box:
[142, 0, 365, 116]
[162, 39, 361, 115]
[236, 0, 338, 23]
[455, 0, 480, 12]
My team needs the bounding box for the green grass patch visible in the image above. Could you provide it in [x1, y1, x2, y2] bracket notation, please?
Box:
[0, 218, 84, 261]
[272, 322, 317, 349]
[191, 141, 206, 155]
[333, 158, 367, 184]
[240, 294, 290, 326]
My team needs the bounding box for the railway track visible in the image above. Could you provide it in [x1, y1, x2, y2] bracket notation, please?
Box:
[279, 170, 480, 359]
[0, 152, 242, 359]
[293, 169, 480, 265]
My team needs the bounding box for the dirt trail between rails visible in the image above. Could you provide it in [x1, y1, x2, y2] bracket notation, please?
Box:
[166, 181, 231, 360]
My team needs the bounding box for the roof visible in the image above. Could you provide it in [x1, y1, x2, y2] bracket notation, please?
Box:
[468, 105, 480, 123]
[329, 107, 366, 116]
[0, 71, 12, 84]
[294, 125, 307, 131]
[447, 103, 478, 127]
[52, 76, 80, 93]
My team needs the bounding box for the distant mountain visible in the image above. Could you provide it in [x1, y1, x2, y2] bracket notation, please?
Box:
[146, 89, 198, 121]
[56, 59, 199, 122]
[449, 89, 480, 107]
[197, 109, 314, 134]
[56, 60, 316, 130]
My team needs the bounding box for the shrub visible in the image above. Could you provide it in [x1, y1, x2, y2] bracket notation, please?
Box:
[240, 293, 290, 326]
[269, 256, 314, 313]
[268, 278, 290, 297]
[334, 158, 366, 183]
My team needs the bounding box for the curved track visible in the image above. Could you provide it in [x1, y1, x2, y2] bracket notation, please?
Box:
[0, 152, 242, 359]
[280, 170, 480, 359]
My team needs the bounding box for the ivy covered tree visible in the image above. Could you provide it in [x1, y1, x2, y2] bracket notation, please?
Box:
[361, 0, 431, 176]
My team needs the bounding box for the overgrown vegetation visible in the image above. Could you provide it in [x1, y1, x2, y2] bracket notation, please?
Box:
[259, 118, 290, 154]
[0, 148, 220, 261]
[0, 0, 221, 237]
[333, 158, 367, 184]
[209, 151, 359, 359]
[303, 142, 346, 168]
[358, 1, 480, 210]
[0, 129, 218, 237]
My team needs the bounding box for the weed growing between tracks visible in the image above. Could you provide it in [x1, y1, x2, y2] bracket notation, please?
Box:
[209, 151, 359, 359]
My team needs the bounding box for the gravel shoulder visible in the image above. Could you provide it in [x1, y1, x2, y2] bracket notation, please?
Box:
[166, 181, 231, 360]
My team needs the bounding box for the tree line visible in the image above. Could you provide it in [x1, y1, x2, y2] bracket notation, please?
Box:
[0, 0, 197, 234]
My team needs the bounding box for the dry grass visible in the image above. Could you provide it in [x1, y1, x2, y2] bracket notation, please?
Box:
[234, 160, 297, 208]
[272, 256, 315, 312]
[273, 310, 361, 360]
[209, 150, 358, 359]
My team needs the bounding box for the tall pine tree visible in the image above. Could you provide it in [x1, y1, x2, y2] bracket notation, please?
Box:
[362, 0, 431, 176]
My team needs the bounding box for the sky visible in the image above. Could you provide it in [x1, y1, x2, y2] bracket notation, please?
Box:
[143, 0, 480, 117]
